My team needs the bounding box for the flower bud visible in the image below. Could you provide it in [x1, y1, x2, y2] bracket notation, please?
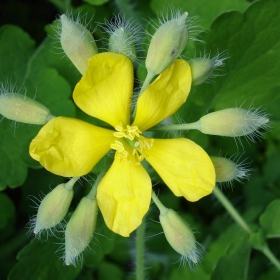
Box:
[65, 196, 98, 266]
[160, 208, 200, 265]
[60, 14, 98, 75]
[33, 182, 74, 234]
[198, 108, 269, 138]
[145, 12, 188, 76]
[189, 53, 227, 85]
[109, 27, 137, 61]
[210, 156, 250, 183]
[0, 93, 53, 124]
[189, 58, 214, 85]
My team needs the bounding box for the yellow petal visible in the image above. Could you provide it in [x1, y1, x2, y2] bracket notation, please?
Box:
[133, 59, 192, 131]
[144, 138, 215, 202]
[29, 117, 114, 177]
[97, 157, 152, 237]
[73, 52, 133, 127]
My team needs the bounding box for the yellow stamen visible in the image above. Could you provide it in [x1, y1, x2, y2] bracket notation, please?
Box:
[112, 123, 153, 163]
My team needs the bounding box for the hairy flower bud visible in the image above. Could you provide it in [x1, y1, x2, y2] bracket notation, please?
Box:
[109, 27, 137, 61]
[189, 53, 227, 85]
[189, 58, 213, 85]
[198, 108, 269, 138]
[145, 12, 188, 76]
[152, 192, 200, 266]
[160, 208, 200, 265]
[210, 156, 250, 183]
[33, 182, 74, 234]
[0, 92, 52, 124]
[65, 196, 98, 266]
[60, 14, 98, 75]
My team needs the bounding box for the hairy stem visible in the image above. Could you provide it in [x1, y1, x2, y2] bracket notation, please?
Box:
[213, 186, 252, 235]
[213, 186, 280, 270]
[136, 217, 146, 280]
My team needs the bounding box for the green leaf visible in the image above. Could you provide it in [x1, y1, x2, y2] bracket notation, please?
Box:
[150, 0, 251, 30]
[170, 265, 209, 280]
[259, 199, 280, 238]
[211, 236, 251, 280]
[96, 261, 124, 280]
[0, 25, 76, 188]
[249, 230, 266, 251]
[0, 25, 35, 79]
[83, 0, 109, 6]
[0, 193, 16, 229]
[0, 121, 28, 189]
[9, 237, 81, 280]
[203, 224, 248, 273]
[263, 152, 280, 184]
[48, 0, 72, 12]
[184, 0, 280, 120]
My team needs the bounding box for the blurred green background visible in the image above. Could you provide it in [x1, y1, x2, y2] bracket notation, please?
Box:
[1, 0, 280, 279]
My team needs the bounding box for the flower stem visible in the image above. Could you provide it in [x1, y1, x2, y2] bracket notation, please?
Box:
[213, 186, 280, 271]
[260, 244, 280, 270]
[213, 186, 252, 235]
[136, 217, 146, 280]
[152, 191, 168, 215]
[65, 177, 80, 190]
[149, 121, 199, 131]
[131, 70, 155, 122]
[87, 172, 105, 200]
[140, 70, 155, 95]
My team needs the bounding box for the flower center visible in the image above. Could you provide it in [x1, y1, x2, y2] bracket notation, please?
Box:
[111, 123, 154, 163]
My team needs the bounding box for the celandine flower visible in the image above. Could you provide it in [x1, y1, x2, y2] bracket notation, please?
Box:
[29, 52, 215, 237]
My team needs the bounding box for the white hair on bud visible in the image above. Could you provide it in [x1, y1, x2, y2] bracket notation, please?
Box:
[102, 13, 142, 61]
[0, 79, 29, 133]
[217, 152, 253, 189]
[229, 104, 269, 150]
[190, 49, 230, 84]
[242, 106, 270, 143]
[26, 190, 66, 239]
[51, 11, 96, 57]
[146, 7, 202, 47]
[178, 240, 204, 270]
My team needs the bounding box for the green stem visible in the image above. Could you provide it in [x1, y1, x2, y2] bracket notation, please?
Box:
[131, 71, 155, 122]
[213, 186, 252, 235]
[213, 186, 280, 270]
[87, 172, 105, 200]
[140, 70, 155, 95]
[152, 191, 168, 215]
[260, 244, 280, 270]
[65, 176, 80, 190]
[149, 121, 199, 131]
[136, 217, 146, 280]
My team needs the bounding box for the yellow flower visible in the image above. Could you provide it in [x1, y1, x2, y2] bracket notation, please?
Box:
[29, 53, 215, 237]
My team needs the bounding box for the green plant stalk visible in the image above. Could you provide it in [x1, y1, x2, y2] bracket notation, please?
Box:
[260, 244, 280, 270]
[150, 122, 199, 131]
[213, 187, 252, 235]
[131, 70, 154, 122]
[136, 217, 146, 280]
[213, 186, 280, 270]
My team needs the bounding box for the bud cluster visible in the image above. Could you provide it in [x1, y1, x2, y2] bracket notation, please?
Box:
[0, 6, 269, 271]
[30, 177, 98, 266]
